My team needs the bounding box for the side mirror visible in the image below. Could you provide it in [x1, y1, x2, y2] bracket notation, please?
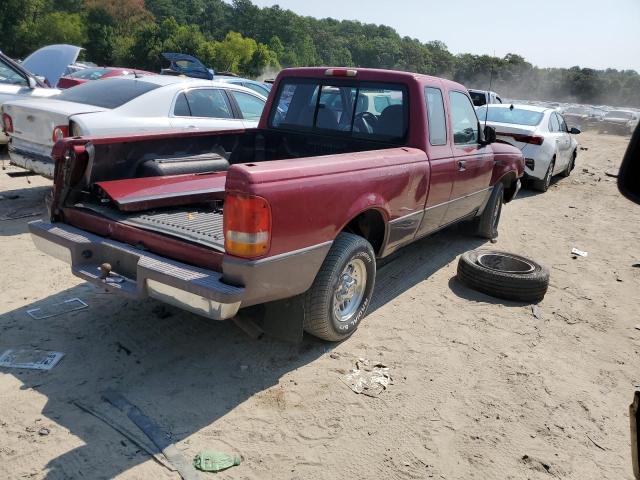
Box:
[483, 125, 496, 144]
[27, 76, 37, 89]
[569, 127, 581, 134]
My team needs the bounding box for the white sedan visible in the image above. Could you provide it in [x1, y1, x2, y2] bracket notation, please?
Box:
[2, 75, 266, 178]
[477, 104, 580, 192]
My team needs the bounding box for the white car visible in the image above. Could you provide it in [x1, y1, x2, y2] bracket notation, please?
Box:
[468, 89, 503, 107]
[477, 104, 580, 192]
[2, 75, 266, 178]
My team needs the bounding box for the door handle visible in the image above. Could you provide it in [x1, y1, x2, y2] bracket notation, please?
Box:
[457, 160, 466, 171]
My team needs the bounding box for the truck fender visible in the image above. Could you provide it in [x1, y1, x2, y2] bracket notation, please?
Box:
[336, 193, 390, 256]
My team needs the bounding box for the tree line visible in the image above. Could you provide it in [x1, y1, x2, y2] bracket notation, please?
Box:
[1, 0, 638, 107]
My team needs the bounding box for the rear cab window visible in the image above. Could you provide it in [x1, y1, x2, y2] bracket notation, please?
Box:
[269, 78, 408, 142]
[54, 79, 161, 109]
[425, 87, 447, 146]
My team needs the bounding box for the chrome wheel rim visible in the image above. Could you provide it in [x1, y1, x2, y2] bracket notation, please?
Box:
[333, 258, 367, 322]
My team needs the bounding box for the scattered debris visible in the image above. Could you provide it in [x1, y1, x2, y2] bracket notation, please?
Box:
[579, 146, 589, 151]
[26, 298, 88, 320]
[604, 170, 618, 178]
[103, 389, 200, 480]
[634, 325, 640, 331]
[632, 263, 640, 268]
[193, 451, 241, 473]
[5, 171, 35, 178]
[329, 352, 340, 360]
[521, 454, 553, 474]
[0, 349, 64, 371]
[38, 427, 50, 436]
[586, 434, 607, 451]
[73, 401, 176, 472]
[571, 248, 588, 258]
[531, 305, 542, 319]
[342, 359, 391, 397]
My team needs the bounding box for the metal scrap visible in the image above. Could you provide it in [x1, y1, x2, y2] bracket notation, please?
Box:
[26, 298, 88, 320]
[0, 349, 64, 370]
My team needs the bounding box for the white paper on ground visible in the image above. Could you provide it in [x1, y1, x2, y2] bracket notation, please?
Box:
[0, 350, 65, 370]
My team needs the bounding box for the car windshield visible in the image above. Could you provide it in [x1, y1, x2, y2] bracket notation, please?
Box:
[476, 106, 544, 126]
[67, 68, 112, 80]
[269, 78, 407, 141]
[606, 111, 632, 119]
[53, 79, 161, 109]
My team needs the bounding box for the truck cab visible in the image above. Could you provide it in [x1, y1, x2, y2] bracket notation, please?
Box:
[29, 67, 523, 341]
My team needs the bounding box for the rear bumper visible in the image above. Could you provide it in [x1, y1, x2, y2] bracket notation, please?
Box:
[29, 220, 243, 320]
[8, 146, 54, 178]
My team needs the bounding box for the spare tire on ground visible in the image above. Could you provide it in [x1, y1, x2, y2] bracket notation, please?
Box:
[456, 249, 550, 303]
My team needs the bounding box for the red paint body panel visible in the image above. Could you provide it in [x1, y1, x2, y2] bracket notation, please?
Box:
[96, 172, 226, 211]
[226, 147, 429, 256]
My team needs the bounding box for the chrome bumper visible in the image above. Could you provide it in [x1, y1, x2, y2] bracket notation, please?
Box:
[29, 220, 243, 320]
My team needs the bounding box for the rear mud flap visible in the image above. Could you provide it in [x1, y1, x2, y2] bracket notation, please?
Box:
[248, 294, 305, 343]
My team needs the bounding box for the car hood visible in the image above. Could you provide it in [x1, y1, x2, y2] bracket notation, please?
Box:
[22, 44, 82, 88]
[161, 53, 213, 80]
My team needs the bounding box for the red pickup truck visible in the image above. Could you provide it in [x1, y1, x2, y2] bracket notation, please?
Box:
[29, 67, 524, 341]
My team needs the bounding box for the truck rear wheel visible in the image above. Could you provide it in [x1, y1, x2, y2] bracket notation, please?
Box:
[304, 233, 376, 341]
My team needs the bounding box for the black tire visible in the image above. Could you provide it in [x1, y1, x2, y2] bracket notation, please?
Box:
[474, 182, 504, 240]
[532, 158, 555, 192]
[456, 249, 549, 303]
[560, 151, 575, 178]
[304, 233, 376, 341]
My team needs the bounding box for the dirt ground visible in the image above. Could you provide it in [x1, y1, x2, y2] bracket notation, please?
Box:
[0, 130, 638, 480]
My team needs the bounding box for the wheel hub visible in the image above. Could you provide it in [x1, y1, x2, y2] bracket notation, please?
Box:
[333, 259, 367, 322]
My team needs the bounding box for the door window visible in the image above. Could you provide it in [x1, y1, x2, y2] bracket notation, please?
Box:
[548, 112, 560, 132]
[449, 91, 479, 145]
[173, 92, 191, 116]
[556, 113, 567, 132]
[230, 91, 265, 120]
[425, 87, 447, 146]
[181, 89, 233, 118]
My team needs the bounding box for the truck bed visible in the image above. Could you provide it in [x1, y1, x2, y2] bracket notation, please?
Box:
[73, 202, 225, 251]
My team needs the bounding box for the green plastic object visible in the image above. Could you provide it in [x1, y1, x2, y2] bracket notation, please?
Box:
[193, 450, 241, 472]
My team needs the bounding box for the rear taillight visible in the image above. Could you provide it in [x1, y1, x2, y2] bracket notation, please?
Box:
[497, 132, 544, 145]
[2, 113, 13, 133]
[52, 125, 69, 143]
[224, 194, 271, 258]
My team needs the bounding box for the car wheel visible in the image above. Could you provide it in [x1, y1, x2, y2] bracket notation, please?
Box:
[457, 249, 550, 303]
[560, 151, 576, 178]
[474, 182, 504, 240]
[304, 233, 376, 341]
[533, 158, 555, 192]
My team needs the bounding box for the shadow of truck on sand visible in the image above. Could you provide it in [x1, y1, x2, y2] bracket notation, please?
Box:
[0, 224, 487, 479]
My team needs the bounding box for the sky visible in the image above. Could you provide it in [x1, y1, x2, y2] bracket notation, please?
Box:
[249, 0, 640, 72]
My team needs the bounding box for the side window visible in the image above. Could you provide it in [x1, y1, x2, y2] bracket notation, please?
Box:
[244, 82, 269, 96]
[184, 89, 233, 118]
[173, 92, 191, 116]
[556, 113, 567, 132]
[0, 59, 27, 86]
[548, 113, 560, 132]
[231, 91, 265, 121]
[425, 87, 447, 146]
[449, 91, 479, 145]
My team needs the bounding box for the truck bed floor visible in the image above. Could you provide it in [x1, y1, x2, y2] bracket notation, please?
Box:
[74, 202, 225, 251]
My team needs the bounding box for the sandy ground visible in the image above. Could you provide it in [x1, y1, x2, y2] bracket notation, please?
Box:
[0, 130, 638, 480]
